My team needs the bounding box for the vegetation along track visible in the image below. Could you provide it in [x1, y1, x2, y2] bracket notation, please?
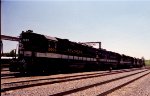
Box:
[1, 68, 149, 93]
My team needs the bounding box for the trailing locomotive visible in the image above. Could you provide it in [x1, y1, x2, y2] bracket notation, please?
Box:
[9, 30, 145, 73]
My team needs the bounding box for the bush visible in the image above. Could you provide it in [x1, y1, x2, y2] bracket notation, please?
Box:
[145, 60, 150, 66]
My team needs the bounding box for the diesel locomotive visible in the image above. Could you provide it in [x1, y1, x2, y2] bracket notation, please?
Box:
[9, 30, 145, 73]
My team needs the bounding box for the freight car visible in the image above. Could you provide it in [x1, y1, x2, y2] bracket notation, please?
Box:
[9, 30, 145, 73]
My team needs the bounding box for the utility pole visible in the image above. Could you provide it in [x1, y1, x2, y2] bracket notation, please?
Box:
[0, 0, 2, 59]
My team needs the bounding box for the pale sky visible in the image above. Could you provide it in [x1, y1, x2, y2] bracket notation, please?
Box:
[1, 0, 150, 59]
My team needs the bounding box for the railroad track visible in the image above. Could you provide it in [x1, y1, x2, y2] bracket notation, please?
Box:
[1, 68, 146, 81]
[1, 68, 145, 85]
[1, 68, 149, 96]
[49, 69, 150, 96]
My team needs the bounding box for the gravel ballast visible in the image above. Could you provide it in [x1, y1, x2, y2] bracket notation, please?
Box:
[1, 69, 149, 96]
[108, 73, 150, 96]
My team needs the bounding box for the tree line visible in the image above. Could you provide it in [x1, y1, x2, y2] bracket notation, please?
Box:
[2, 49, 18, 57]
